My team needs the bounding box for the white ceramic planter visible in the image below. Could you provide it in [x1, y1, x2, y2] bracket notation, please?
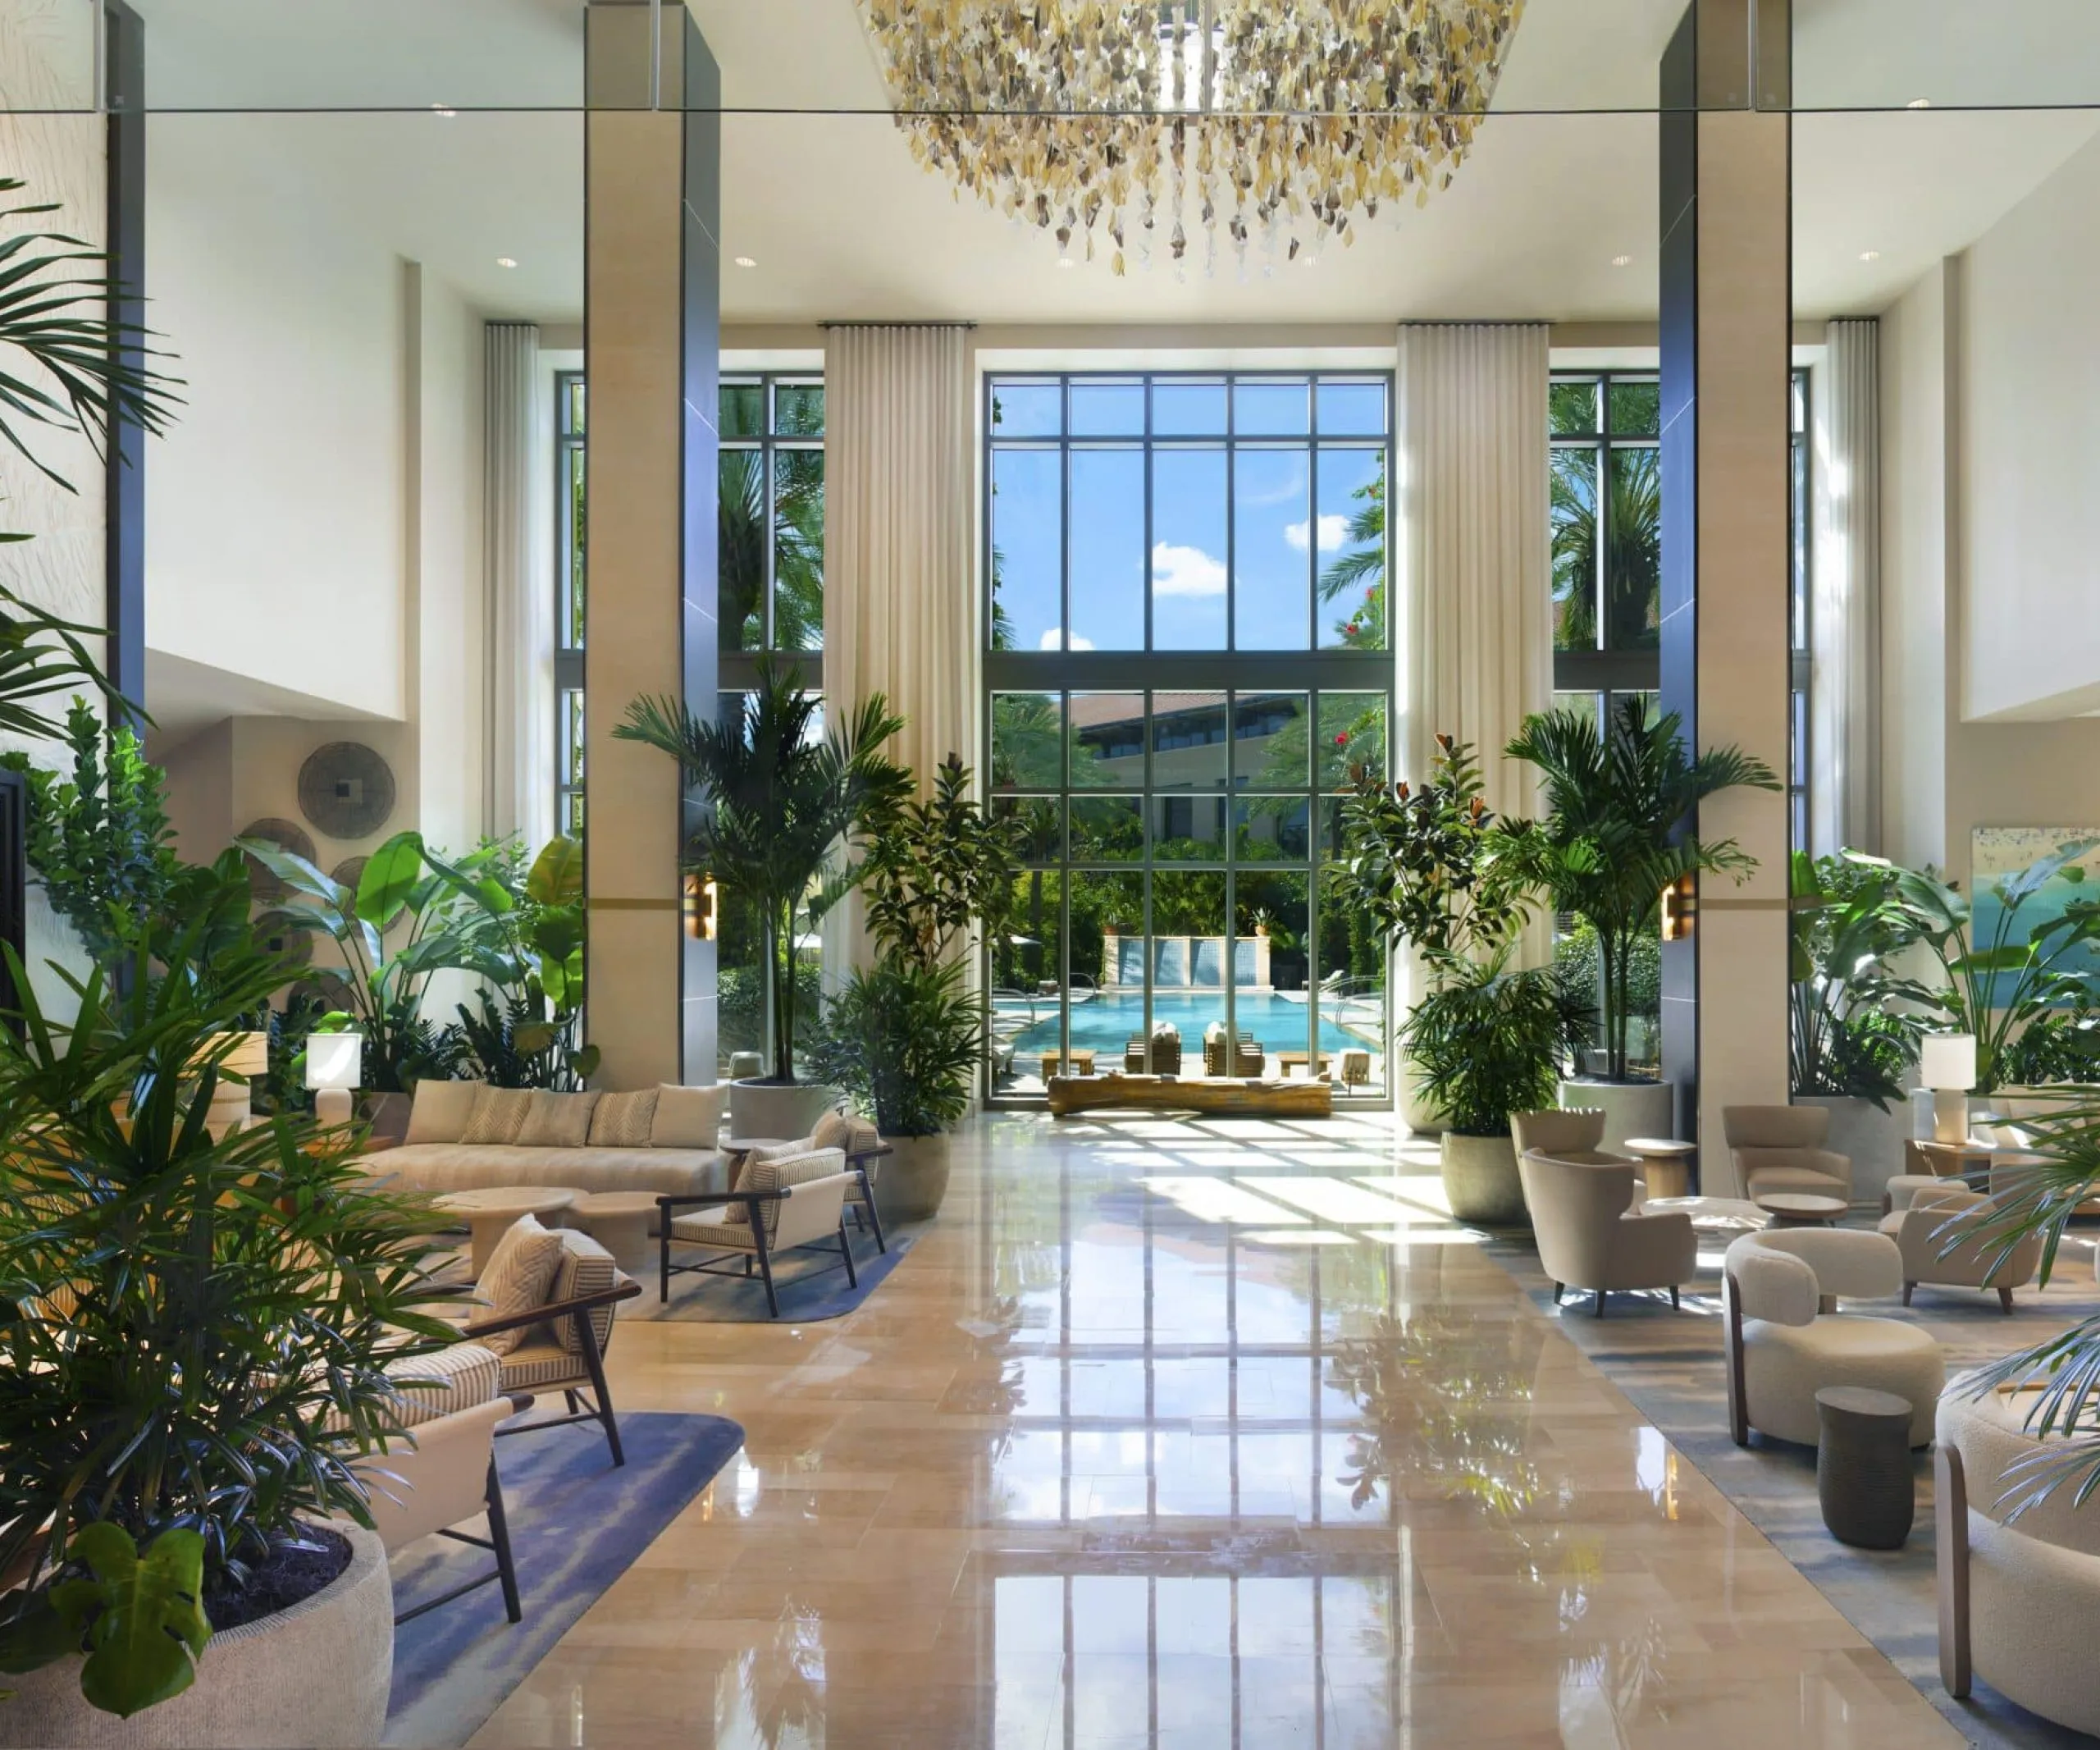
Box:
[1397, 1056, 1447, 1136]
[0, 1526, 392, 1749]
[1797, 1094, 1910, 1209]
[875, 1131, 953, 1224]
[1440, 1131, 1527, 1227]
[728, 1079, 841, 1141]
[1559, 1079, 1676, 1154]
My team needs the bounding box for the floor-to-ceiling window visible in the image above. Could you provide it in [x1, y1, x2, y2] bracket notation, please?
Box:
[555, 370, 587, 834]
[985, 372, 1394, 1104]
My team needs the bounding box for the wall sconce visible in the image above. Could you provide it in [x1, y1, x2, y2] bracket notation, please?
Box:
[685, 872, 717, 941]
[1660, 874, 1698, 942]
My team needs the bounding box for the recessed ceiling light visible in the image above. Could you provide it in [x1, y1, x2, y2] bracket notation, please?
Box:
[496, 257, 518, 269]
[1859, 249, 1881, 262]
[1907, 97, 1932, 109]
[733, 256, 757, 268]
[1057, 257, 1075, 268]
[1611, 254, 1633, 267]
[431, 103, 457, 117]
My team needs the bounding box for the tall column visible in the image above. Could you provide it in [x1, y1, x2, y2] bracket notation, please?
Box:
[1658, 0, 1794, 1181]
[583, 1, 719, 1087]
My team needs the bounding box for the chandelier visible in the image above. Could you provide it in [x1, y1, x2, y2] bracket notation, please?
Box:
[856, 0, 1526, 276]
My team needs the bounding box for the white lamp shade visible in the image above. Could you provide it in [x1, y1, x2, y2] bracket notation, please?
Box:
[305, 1031, 364, 1091]
[1919, 1032, 1977, 1092]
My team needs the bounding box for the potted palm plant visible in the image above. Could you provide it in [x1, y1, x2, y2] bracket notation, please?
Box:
[1502, 699, 1779, 1149]
[616, 657, 908, 1138]
[0, 917, 455, 1746]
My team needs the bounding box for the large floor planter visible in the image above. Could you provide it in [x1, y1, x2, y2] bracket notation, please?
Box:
[1441, 1131, 1527, 1227]
[1559, 1079, 1675, 1155]
[0, 1525, 392, 1749]
[875, 1131, 952, 1224]
[728, 1079, 841, 1141]
[1798, 1094, 1910, 1208]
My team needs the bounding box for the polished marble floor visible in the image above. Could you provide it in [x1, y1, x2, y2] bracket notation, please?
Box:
[469, 1114, 1960, 1749]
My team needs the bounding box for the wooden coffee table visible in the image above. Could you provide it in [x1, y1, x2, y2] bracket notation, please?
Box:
[1278, 1051, 1331, 1079]
[436, 1186, 580, 1277]
[1623, 1137, 1696, 1201]
[1755, 1191, 1850, 1228]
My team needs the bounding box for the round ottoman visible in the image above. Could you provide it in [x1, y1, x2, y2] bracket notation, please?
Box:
[436, 1186, 580, 1277]
[1815, 1386, 1915, 1548]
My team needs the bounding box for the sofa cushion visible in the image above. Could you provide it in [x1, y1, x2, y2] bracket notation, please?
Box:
[517, 1090, 600, 1149]
[475, 1215, 564, 1356]
[383, 1342, 503, 1429]
[590, 1087, 661, 1147]
[374, 1143, 723, 1197]
[545, 1228, 621, 1355]
[652, 1083, 722, 1149]
[461, 1086, 534, 1145]
[405, 1079, 482, 1145]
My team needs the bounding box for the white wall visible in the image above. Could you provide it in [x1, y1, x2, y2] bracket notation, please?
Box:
[1958, 132, 2100, 723]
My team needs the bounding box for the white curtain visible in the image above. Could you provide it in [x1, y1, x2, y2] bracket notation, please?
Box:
[822, 323, 978, 788]
[483, 322, 555, 851]
[1395, 322, 1554, 968]
[1811, 319, 1882, 857]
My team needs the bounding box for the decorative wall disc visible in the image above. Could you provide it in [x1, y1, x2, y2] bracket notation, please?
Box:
[240, 817, 317, 902]
[331, 856, 368, 914]
[256, 916, 315, 971]
[299, 742, 397, 840]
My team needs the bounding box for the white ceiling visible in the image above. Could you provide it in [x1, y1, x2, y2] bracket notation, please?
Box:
[142, 651, 388, 758]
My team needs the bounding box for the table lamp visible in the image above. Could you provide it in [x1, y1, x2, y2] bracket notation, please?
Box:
[1919, 1032, 1977, 1145]
[306, 1031, 364, 1127]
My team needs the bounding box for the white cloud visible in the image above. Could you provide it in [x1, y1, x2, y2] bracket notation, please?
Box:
[1038, 628, 1096, 651]
[1285, 514, 1350, 554]
[1151, 541, 1228, 596]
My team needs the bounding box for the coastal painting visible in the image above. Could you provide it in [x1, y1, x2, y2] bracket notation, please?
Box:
[1970, 827, 2100, 1007]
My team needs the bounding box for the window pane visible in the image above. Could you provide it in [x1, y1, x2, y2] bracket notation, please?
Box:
[1317, 448, 1386, 651]
[1317, 379, 1386, 437]
[1070, 692, 1144, 789]
[565, 445, 586, 649]
[990, 447, 1062, 652]
[1151, 797, 1227, 861]
[1149, 691, 1228, 788]
[567, 377, 587, 435]
[1234, 446, 1311, 651]
[719, 449, 765, 650]
[1317, 693, 1386, 791]
[1604, 445, 1661, 651]
[1551, 446, 1600, 652]
[1066, 870, 1145, 1001]
[1235, 798, 1309, 863]
[1235, 692, 1308, 789]
[1550, 379, 1597, 436]
[1234, 378, 1310, 436]
[1149, 871, 1226, 1065]
[1070, 796, 1144, 861]
[993, 692, 1063, 790]
[1608, 378, 1660, 437]
[991, 379, 1061, 436]
[1068, 447, 1145, 651]
[1237, 870, 1309, 1001]
[1551, 690, 1605, 735]
[719, 382, 763, 438]
[1153, 377, 1226, 436]
[1151, 447, 1227, 651]
[994, 797, 1063, 863]
[773, 448, 824, 650]
[774, 382, 824, 436]
[1070, 379, 1144, 436]
[1792, 430, 1810, 654]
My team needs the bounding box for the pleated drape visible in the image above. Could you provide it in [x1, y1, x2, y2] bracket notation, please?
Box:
[483, 322, 555, 850]
[1812, 318, 1883, 857]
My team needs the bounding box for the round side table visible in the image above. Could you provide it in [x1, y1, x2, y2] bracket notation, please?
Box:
[570, 1190, 660, 1276]
[1755, 1192, 1850, 1228]
[1815, 1386, 1915, 1549]
[1623, 1137, 1696, 1200]
[436, 1186, 580, 1278]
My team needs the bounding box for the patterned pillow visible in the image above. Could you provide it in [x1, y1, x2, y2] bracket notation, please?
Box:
[588, 1086, 662, 1147]
[515, 1090, 600, 1148]
[810, 1109, 856, 1154]
[543, 1230, 621, 1355]
[459, 1086, 533, 1145]
[474, 1216, 564, 1356]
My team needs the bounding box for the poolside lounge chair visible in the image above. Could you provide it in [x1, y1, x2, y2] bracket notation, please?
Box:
[1203, 1026, 1264, 1077]
[1125, 1028, 1183, 1076]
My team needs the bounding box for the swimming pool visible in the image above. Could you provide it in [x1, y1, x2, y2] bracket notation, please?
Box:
[1005, 990, 1367, 1058]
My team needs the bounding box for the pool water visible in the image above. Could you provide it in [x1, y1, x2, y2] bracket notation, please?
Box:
[1007, 991, 1364, 1058]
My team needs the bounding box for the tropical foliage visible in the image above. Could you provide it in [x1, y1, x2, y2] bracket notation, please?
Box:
[1502, 699, 1781, 1083]
[1403, 956, 1587, 1137]
[1787, 851, 1924, 1108]
[617, 656, 907, 1081]
[1551, 444, 1659, 653]
[808, 959, 984, 1139]
[861, 753, 1025, 972]
[1317, 471, 1386, 651]
[718, 446, 822, 652]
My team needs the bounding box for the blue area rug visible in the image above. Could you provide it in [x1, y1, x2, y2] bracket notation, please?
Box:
[639, 1225, 922, 1322]
[383, 1410, 743, 1748]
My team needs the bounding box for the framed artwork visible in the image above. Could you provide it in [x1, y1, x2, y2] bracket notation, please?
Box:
[1971, 828, 2100, 1007]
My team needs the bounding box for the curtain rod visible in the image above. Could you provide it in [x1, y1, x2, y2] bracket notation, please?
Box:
[818, 320, 979, 330]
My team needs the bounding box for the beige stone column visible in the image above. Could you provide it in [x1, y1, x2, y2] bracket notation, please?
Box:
[582, 2, 719, 1086]
[1659, 0, 1795, 1185]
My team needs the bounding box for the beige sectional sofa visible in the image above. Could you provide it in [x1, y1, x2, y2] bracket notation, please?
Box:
[362, 1080, 724, 1196]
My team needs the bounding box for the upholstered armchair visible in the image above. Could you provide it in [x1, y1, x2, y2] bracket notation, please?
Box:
[1722, 1105, 1853, 1202]
[656, 1145, 860, 1318]
[1723, 1228, 1942, 1447]
[1512, 1110, 1644, 1209]
[1518, 1151, 1694, 1316]
[1879, 1168, 2043, 1311]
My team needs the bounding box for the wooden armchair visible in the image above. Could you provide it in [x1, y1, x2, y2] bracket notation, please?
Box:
[655, 1146, 860, 1318]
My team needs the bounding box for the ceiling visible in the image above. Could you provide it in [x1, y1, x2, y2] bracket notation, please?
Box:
[143, 651, 388, 758]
